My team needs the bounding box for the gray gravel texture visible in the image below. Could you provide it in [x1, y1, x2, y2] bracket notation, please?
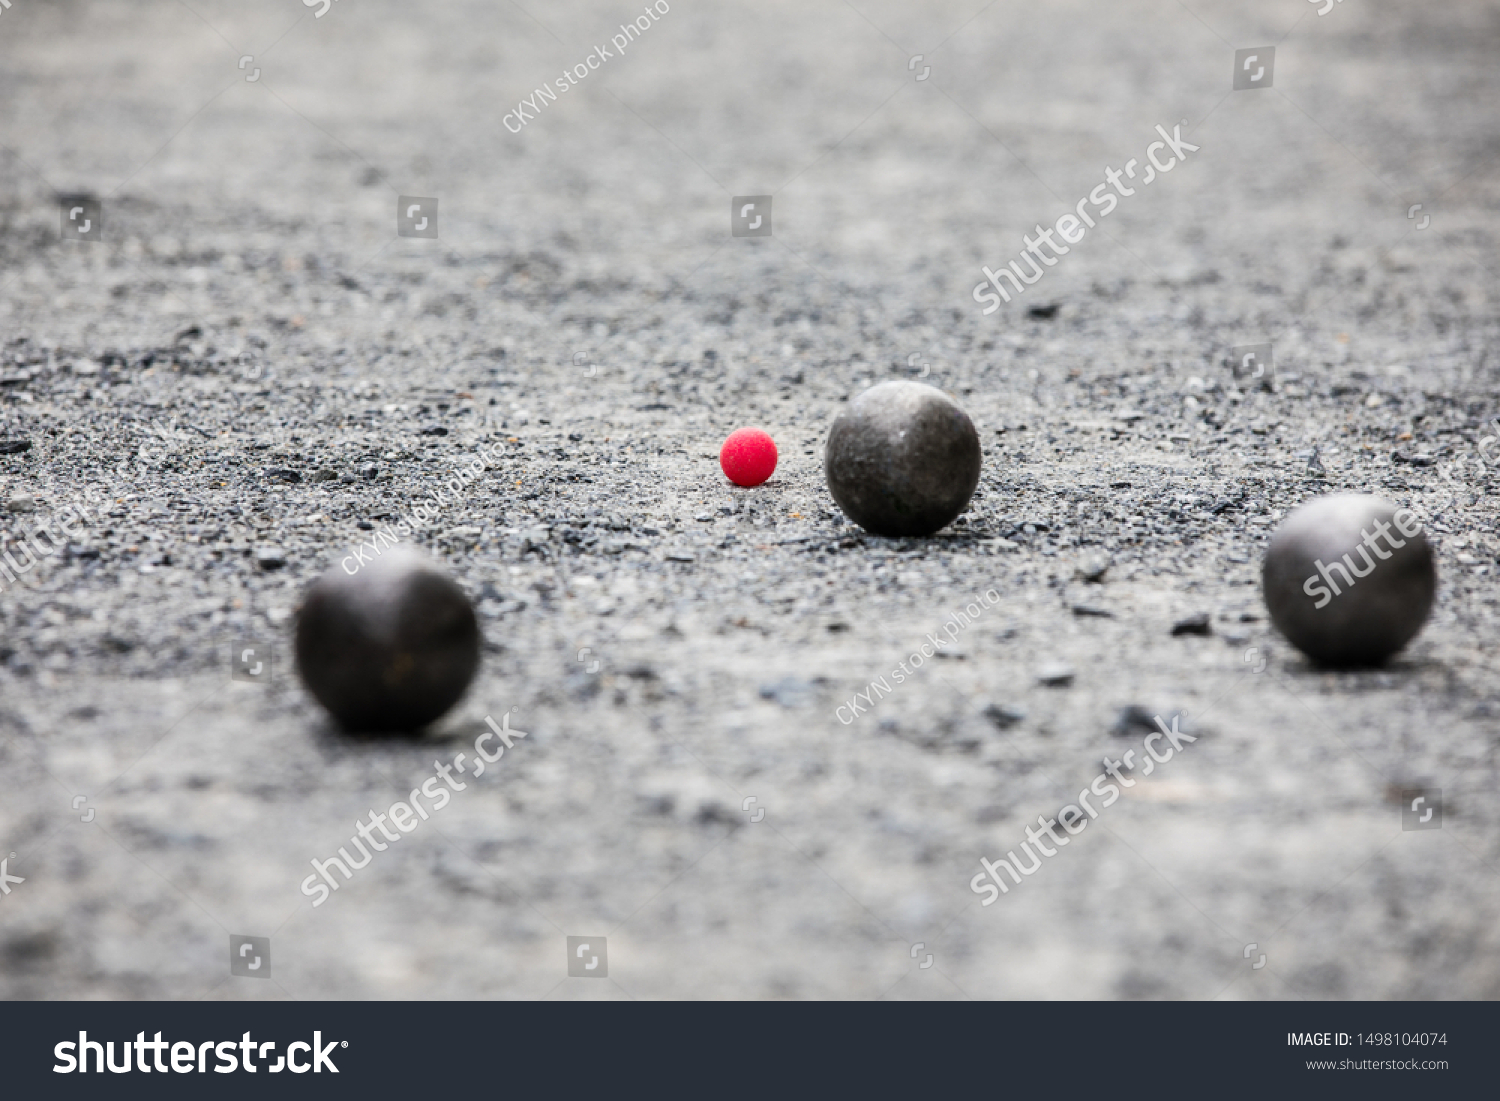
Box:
[1, 0, 1499, 1001]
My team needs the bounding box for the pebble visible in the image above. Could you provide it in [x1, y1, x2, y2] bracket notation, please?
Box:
[0, 439, 31, 455]
[1036, 663, 1075, 687]
[254, 545, 287, 570]
[1111, 704, 1157, 737]
[1077, 554, 1111, 582]
[1171, 612, 1212, 636]
[982, 703, 1027, 729]
[1262, 493, 1436, 665]
[7, 494, 36, 513]
[824, 381, 981, 537]
[295, 546, 480, 732]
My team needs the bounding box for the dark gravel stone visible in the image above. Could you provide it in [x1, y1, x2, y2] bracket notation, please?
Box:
[1262, 494, 1436, 666]
[1111, 704, 1158, 737]
[824, 381, 981, 537]
[1171, 612, 1212, 636]
[0, 439, 31, 455]
[982, 703, 1027, 729]
[1036, 663, 1075, 687]
[295, 547, 480, 733]
[254, 545, 287, 570]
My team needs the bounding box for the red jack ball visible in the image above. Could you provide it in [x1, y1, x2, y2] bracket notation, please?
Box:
[720, 427, 777, 487]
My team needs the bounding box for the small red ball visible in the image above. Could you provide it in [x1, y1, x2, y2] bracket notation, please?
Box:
[719, 427, 778, 487]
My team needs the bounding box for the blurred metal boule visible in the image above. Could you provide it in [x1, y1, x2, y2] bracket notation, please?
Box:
[1262, 493, 1436, 666]
[296, 546, 480, 732]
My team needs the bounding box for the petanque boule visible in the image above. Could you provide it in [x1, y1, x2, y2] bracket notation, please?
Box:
[1261, 493, 1436, 666]
[296, 546, 481, 732]
[824, 380, 981, 537]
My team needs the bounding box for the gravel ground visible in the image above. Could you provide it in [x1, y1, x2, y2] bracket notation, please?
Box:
[1, 0, 1499, 1000]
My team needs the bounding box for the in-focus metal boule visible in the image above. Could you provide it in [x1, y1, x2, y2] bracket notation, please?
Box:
[1261, 493, 1436, 666]
[824, 381, 981, 537]
[295, 547, 481, 732]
